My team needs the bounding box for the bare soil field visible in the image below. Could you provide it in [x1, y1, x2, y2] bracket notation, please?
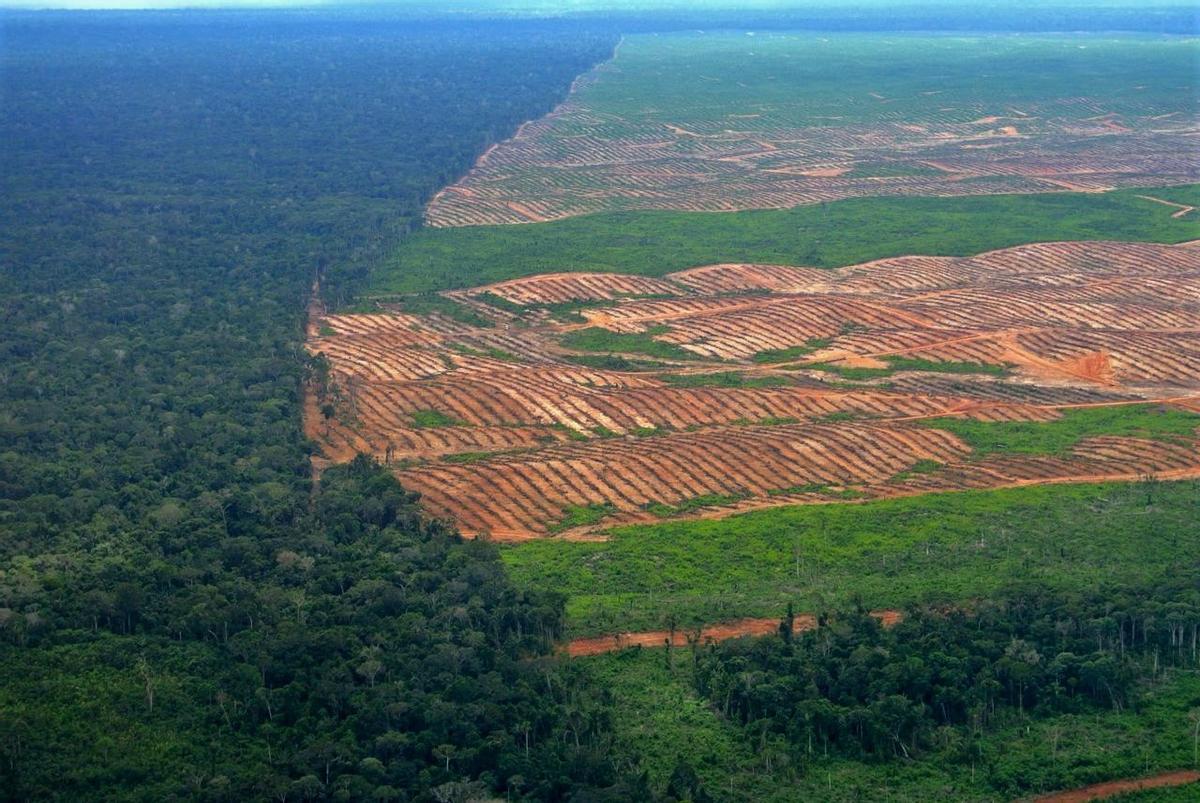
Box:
[425, 35, 1199, 227]
[306, 240, 1200, 539]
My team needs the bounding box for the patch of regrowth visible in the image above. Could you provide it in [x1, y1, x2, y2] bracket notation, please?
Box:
[561, 326, 697, 361]
[804, 362, 894, 380]
[410, 409, 468, 428]
[735, 416, 800, 427]
[890, 459, 945, 482]
[844, 161, 945, 178]
[472, 292, 526, 314]
[562, 353, 675, 371]
[443, 449, 529, 464]
[752, 339, 832, 364]
[883, 356, 1010, 376]
[657, 372, 793, 388]
[550, 503, 618, 533]
[631, 426, 668, 437]
[449, 343, 521, 362]
[767, 483, 830, 496]
[643, 491, 751, 518]
[550, 423, 589, 442]
[923, 404, 1200, 457]
[382, 293, 495, 328]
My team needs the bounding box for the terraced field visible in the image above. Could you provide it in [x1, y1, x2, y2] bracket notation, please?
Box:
[426, 33, 1198, 227]
[307, 239, 1200, 540]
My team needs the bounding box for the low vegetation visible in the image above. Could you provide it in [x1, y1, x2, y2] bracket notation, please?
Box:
[924, 404, 1200, 457]
[502, 479, 1200, 637]
[752, 340, 831, 363]
[375, 186, 1200, 294]
[656, 372, 793, 388]
[550, 502, 618, 532]
[560, 325, 698, 361]
[381, 293, 494, 327]
[643, 491, 751, 518]
[883, 356, 1010, 376]
[410, 408, 467, 428]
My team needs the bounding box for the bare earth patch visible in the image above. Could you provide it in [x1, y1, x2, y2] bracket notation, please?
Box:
[1030, 770, 1200, 802]
[425, 37, 1198, 227]
[565, 609, 901, 656]
[305, 240, 1200, 540]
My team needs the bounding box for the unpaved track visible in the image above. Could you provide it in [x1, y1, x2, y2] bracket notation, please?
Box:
[1029, 769, 1200, 802]
[1136, 194, 1196, 219]
[565, 609, 900, 657]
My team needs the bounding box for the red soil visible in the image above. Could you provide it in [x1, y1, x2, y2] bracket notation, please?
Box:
[565, 609, 901, 657]
[1031, 770, 1200, 802]
[305, 240, 1200, 540]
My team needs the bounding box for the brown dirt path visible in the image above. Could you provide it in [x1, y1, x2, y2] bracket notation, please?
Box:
[1028, 769, 1200, 802]
[565, 609, 900, 657]
[1136, 195, 1196, 219]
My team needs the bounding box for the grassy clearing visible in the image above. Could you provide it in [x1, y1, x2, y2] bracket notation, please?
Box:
[642, 491, 751, 518]
[795, 357, 1011, 380]
[442, 449, 533, 464]
[924, 404, 1200, 457]
[883, 356, 1010, 376]
[752, 339, 831, 363]
[801, 361, 894, 380]
[376, 186, 1199, 294]
[410, 409, 467, 428]
[581, 647, 1200, 802]
[656, 372, 792, 388]
[889, 458, 945, 482]
[549, 503, 617, 533]
[561, 353, 674, 371]
[560, 326, 698, 361]
[378, 293, 494, 327]
[501, 479, 1200, 637]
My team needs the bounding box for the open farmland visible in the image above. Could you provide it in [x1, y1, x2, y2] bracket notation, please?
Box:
[307, 239, 1200, 540]
[426, 33, 1199, 227]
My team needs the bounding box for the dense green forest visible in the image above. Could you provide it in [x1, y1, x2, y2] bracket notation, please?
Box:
[584, 594, 1200, 801]
[0, 14, 641, 800]
[697, 586, 1200, 772]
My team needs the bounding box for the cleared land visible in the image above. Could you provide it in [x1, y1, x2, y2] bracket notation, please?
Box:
[308, 239, 1200, 540]
[426, 33, 1198, 227]
[565, 609, 900, 656]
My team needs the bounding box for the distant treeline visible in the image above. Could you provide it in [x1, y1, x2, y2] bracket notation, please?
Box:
[4, 5, 1194, 35]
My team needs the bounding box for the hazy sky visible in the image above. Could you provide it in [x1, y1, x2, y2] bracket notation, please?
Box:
[0, 0, 1192, 10]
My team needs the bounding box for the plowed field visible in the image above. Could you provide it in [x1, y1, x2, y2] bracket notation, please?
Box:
[306, 240, 1200, 539]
